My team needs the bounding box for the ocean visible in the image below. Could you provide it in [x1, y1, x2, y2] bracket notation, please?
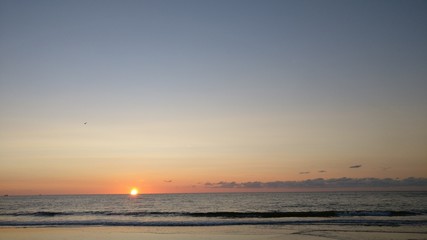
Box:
[1, 192, 426, 227]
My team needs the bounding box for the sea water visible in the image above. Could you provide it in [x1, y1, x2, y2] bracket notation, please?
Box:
[1, 192, 426, 227]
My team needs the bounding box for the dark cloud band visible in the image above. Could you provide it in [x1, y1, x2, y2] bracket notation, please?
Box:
[205, 177, 427, 189]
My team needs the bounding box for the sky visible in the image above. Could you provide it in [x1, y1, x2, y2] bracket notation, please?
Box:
[1, 0, 426, 195]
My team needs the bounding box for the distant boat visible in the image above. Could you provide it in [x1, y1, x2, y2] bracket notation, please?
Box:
[3, 194, 8, 197]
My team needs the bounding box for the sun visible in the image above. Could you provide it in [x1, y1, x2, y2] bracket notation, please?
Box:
[130, 188, 138, 196]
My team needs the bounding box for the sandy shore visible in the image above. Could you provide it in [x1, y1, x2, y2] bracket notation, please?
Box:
[1, 225, 426, 240]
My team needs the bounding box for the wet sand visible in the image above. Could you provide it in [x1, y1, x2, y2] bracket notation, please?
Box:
[1, 225, 426, 240]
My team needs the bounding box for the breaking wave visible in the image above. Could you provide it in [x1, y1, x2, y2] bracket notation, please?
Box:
[2, 210, 424, 218]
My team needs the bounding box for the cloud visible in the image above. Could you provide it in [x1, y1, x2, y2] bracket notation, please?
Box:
[164, 180, 173, 183]
[299, 171, 310, 174]
[318, 170, 327, 173]
[204, 177, 427, 189]
[349, 164, 362, 168]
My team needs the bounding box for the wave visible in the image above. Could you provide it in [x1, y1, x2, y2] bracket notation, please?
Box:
[1, 219, 426, 227]
[2, 210, 424, 218]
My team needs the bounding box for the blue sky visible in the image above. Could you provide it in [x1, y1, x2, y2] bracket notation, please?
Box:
[1, 0, 426, 194]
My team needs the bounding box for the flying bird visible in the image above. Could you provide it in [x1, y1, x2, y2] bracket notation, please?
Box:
[84, 122, 87, 125]
[349, 165, 362, 168]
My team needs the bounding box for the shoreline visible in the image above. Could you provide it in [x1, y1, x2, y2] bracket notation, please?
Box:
[1, 225, 427, 240]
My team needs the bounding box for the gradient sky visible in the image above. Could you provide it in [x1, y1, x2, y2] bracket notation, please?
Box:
[1, 0, 426, 195]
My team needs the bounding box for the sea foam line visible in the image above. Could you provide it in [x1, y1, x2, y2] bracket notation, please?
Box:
[1, 219, 426, 227]
[1, 210, 424, 218]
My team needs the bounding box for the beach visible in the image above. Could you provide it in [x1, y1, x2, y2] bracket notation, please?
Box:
[1, 225, 427, 240]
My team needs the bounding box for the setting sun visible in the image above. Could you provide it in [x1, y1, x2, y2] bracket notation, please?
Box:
[130, 188, 138, 196]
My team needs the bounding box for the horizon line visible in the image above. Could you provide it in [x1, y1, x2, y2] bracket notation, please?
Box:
[3, 188, 427, 197]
